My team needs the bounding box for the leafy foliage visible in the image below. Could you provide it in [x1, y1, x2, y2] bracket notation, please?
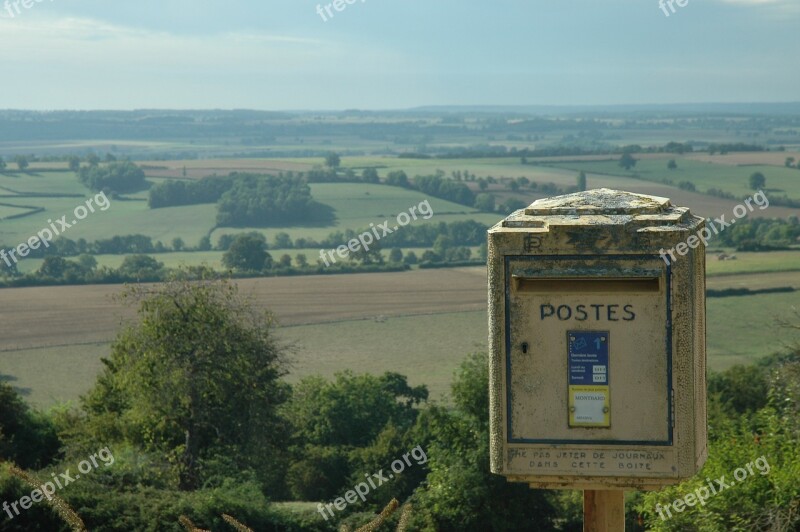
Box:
[216, 174, 330, 227]
[78, 161, 146, 193]
[0, 382, 60, 469]
[222, 233, 271, 272]
[149, 175, 235, 208]
[408, 353, 558, 531]
[81, 274, 290, 491]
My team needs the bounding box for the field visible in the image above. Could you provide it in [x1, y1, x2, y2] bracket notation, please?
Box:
[706, 251, 800, 276]
[542, 157, 800, 201]
[2, 145, 800, 410]
[3, 148, 799, 259]
[0, 171, 493, 252]
[3, 265, 798, 408]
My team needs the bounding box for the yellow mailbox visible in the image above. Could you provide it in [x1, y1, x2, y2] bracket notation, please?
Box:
[488, 189, 707, 490]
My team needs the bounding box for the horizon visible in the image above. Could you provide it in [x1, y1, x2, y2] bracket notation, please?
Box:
[2, 101, 800, 113]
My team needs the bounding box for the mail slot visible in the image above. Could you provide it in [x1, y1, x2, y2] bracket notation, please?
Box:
[488, 189, 707, 490]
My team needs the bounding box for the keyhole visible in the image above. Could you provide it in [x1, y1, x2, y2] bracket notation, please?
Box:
[521, 342, 529, 354]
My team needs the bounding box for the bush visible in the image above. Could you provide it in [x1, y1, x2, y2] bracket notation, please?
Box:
[0, 383, 60, 469]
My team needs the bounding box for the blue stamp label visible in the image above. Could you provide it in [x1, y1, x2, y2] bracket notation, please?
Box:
[568, 331, 609, 386]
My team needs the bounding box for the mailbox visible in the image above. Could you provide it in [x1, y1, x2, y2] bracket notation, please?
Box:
[488, 189, 707, 490]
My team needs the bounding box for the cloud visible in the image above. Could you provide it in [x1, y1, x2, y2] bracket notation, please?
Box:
[0, 16, 368, 77]
[0, 14, 417, 108]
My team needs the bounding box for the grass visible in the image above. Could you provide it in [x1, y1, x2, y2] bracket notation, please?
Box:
[279, 311, 488, 401]
[209, 182, 498, 244]
[0, 172, 496, 251]
[706, 290, 799, 368]
[706, 271, 800, 290]
[542, 158, 800, 200]
[3, 159, 795, 256]
[0, 343, 109, 407]
[7, 296, 797, 408]
[706, 251, 800, 276]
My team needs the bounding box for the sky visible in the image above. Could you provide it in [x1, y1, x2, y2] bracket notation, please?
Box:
[0, 0, 797, 110]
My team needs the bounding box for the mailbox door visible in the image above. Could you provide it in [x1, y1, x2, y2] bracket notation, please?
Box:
[505, 255, 672, 446]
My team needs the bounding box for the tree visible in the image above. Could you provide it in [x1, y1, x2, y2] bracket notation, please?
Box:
[386, 170, 410, 188]
[403, 250, 418, 265]
[433, 235, 453, 258]
[577, 171, 587, 191]
[409, 353, 557, 530]
[118, 255, 163, 279]
[474, 193, 496, 212]
[295, 253, 308, 267]
[285, 371, 427, 500]
[86, 153, 100, 166]
[222, 233, 269, 272]
[273, 232, 293, 249]
[420, 250, 440, 263]
[79, 161, 146, 193]
[324, 152, 341, 169]
[499, 198, 528, 215]
[749, 171, 766, 191]
[38, 256, 69, 278]
[215, 174, 325, 227]
[362, 167, 380, 183]
[81, 275, 290, 490]
[197, 235, 212, 251]
[14, 155, 29, 171]
[619, 152, 637, 170]
[350, 242, 384, 265]
[172, 237, 184, 251]
[0, 156, 5, 171]
[478, 178, 488, 191]
[76, 254, 98, 271]
[668, 159, 678, 170]
[785, 157, 795, 168]
[68, 156, 80, 172]
[278, 254, 292, 267]
[0, 381, 60, 469]
[389, 248, 403, 263]
[287, 371, 427, 449]
[508, 180, 520, 192]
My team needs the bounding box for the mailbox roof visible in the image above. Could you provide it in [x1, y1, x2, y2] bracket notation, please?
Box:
[525, 188, 671, 216]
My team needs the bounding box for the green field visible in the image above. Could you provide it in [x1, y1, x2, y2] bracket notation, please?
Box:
[0, 172, 495, 252]
[543, 158, 800, 200]
[209, 182, 498, 244]
[3, 154, 798, 261]
[706, 250, 800, 276]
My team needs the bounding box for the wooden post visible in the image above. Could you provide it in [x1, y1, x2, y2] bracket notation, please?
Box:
[584, 490, 625, 532]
